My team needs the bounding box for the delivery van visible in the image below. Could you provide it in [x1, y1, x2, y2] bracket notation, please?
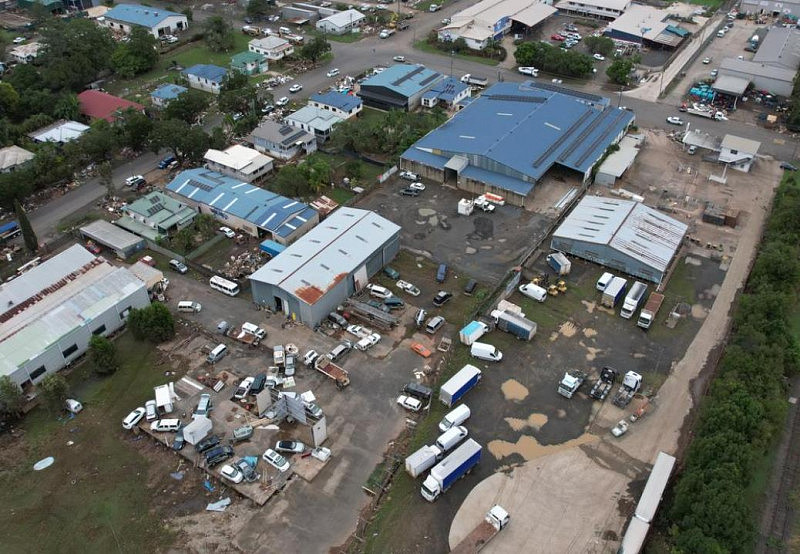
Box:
[519, 282, 547, 302]
[207, 344, 228, 364]
[470, 341, 503, 362]
[435, 425, 468, 452]
[438, 404, 471, 432]
[178, 301, 202, 313]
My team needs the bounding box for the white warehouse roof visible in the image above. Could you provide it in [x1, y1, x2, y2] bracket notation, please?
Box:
[552, 196, 688, 274]
[250, 207, 400, 305]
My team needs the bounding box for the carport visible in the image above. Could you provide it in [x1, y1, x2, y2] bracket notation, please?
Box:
[712, 75, 749, 108]
[79, 219, 146, 259]
[510, 3, 557, 35]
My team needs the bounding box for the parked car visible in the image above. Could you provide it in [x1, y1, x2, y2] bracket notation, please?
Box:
[122, 407, 146, 430]
[383, 266, 400, 279]
[425, 315, 446, 334]
[172, 428, 185, 451]
[346, 324, 370, 338]
[410, 342, 432, 358]
[328, 312, 348, 327]
[409, 182, 425, 191]
[289, 83, 303, 93]
[275, 440, 306, 454]
[780, 162, 798, 171]
[366, 283, 392, 299]
[284, 354, 296, 377]
[220, 464, 244, 484]
[251, 373, 267, 393]
[397, 394, 423, 412]
[593, 53, 605, 61]
[367, 299, 391, 312]
[276, 96, 289, 106]
[303, 349, 319, 366]
[326, 68, 340, 77]
[195, 434, 221, 453]
[145, 399, 157, 421]
[433, 291, 453, 306]
[262, 448, 291, 472]
[518, 66, 538, 76]
[234, 376, 255, 400]
[157, 155, 176, 169]
[125, 175, 146, 188]
[150, 419, 181, 432]
[400, 187, 419, 197]
[666, 116, 684, 125]
[169, 259, 188, 274]
[551, 34, 565, 41]
[393, 55, 406, 62]
[414, 308, 427, 327]
[396, 280, 420, 296]
[383, 296, 405, 310]
[399, 170, 418, 180]
[702, 57, 711, 64]
[205, 446, 234, 467]
[305, 401, 323, 418]
[219, 226, 235, 238]
[236, 458, 259, 481]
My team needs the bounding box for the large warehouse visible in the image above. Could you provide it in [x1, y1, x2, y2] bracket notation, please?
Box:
[550, 196, 688, 284]
[401, 82, 635, 206]
[357, 64, 444, 111]
[249, 207, 401, 326]
[165, 168, 319, 245]
[0, 245, 150, 388]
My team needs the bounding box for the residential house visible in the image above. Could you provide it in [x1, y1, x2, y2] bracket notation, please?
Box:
[101, 4, 188, 38]
[248, 120, 317, 160]
[150, 84, 187, 107]
[315, 9, 366, 35]
[308, 91, 363, 120]
[28, 120, 89, 144]
[77, 90, 145, 122]
[284, 106, 344, 144]
[420, 77, 471, 110]
[115, 191, 197, 241]
[231, 51, 269, 75]
[204, 144, 274, 182]
[9, 42, 41, 64]
[0, 146, 34, 173]
[182, 64, 228, 94]
[248, 36, 294, 60]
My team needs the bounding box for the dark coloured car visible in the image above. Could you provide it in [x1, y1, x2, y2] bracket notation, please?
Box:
[172, 428, 185, 451]
[433, 291, 453, 306]
[383, 296, 405, 310]
[328, 312, 348, 327]
[205, 445, 234, 467]
[780, 162, 798, 171]
[436, 263, 448, 283]
[403, 382, 433, 401]
[367, 299, 391, 313]
[251, 373, 267, 394]
[158, 155, 177, 169]
[195, 434, 221, 453]
[383, 266, 400, 280]
[400, 188, 419, 197]
[463, 279, 478, 296]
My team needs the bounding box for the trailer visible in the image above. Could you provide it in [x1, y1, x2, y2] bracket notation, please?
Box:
[459, 321, 489, 346]
[601, 277, 628, 308]
[612, 370, 642, 408]
[458, 199, 474, 216]
[620, 281, 647, 319]
[482, 192, 505, 206]
[314, 355, 351, 388]
[589, 367, 618, 401]
[451, 505, 510, 553]
[439, 364, 482, 407]
[421, 439, 481, 501]
[460, 74, 488, 87]
[259, 239, 286, 258]
[547, 252, 572, 276]
[637, 292, 664, 329]
[557, 370, 586, 399]
[405, 445, 443, 478]
[490, 310, 537, 341]
[496, 299, 524, 317]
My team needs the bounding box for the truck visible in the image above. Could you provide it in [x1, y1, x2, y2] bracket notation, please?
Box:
[612, 370, 642, 408]
[405, 444, 444, 478]
[620, 281, 647, 319]
[637, 292, 664, 329]
[557, 370, 586, 398]
[601, 277, 628, 308]
[439, 364, 482, 407]
[482, 192, 505, 206]
[490, 310, 537, 341]
[379, 28, 395, 39]
[231, 322, 266, 346]
[496, 299, 524, 317]
[313, 355, 351, 388]
[687, 105, 725, 120]
[459, 321, 489, 346]
[460, 74, 488, 88]
[241, 25, 261, 36]
[473, 196, 496, 212]
[547, 252, 572, 275]
[451, 505, 510, 554]
[589, 366, 618, 401]
[421, 439, 481, 501]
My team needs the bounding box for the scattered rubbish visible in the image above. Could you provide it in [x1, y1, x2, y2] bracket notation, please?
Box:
[33, 457, 54, 471]
[170, 471, 185, 481]
[282, 377, 296, 388]
[203, 480, 215, 492]
[242, 455, 258, 468]
[206, 497, 231, 512]
[66, 441, 74, 446]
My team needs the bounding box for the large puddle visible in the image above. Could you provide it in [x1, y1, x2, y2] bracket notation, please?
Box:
[501, 379, 529, 401]
[504, 413, 548, 432]
[487, 433, 597, 461]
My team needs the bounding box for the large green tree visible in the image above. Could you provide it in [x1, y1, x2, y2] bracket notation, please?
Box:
[127, 303, 175, 343]
[118, 109, 154, 152]
[111, 26, 159, 78]
[300, 35, 331, 63]
[246, 0, 269, 18]
[163, 89, 209, 124]
[203, 16, 235, 53]
[39, 373, 69, 413]
[78, 120, 118, 163]
[584, 36, 614, 56]
[150, 119, 212, 165]
[39, 18, 115, 91]
[88, 335, 120, 375]
[14, 199, 37, 252]
[0, 375, 24, 416]
[274, 165, 309, 197]
[606, 59, 634, 85]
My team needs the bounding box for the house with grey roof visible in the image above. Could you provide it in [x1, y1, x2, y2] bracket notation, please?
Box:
[101, 4, 188, 38]
[248, 120, 317, 161]
[284, 106, 345, 143]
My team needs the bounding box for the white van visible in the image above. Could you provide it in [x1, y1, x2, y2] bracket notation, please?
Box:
[279, 26, 291, 34]
[150, 419, 181, 432]
[438, 404, 471, 432]
[435, 425, 468, 452]
[207, 344, 228, 364]
[178, 301, 202, 313]
[470, 342, 503, 362]
[519, 283, 547, 302]
[596, 272, 614, 292]
[241, 322, 266, 339]
[367, 284, 392, 299]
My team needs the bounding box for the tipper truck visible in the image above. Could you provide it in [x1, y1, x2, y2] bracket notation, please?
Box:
[450, 505, 510, 553]
[421, 439, 481, 501]
[314, 355, 351, 388]
[405, 445, 443, 478]
[620, 281, 647, 319]
[490, 310, 537, 341]
[440, 365, 482, 407]
[612, 370, 642, 408]
[637, 292, 664, 329]
[601, 277, 628, 308]
[589, 367, 618, 401]
[557, 370, 586, 398]
[459, 321, 489, 345]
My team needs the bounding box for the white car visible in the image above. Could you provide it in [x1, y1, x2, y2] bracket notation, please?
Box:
[393, 55, 405, 62]
[145, 399, 157, 421]
[12, 37, 25, 44]
[275, 440, 306, 454]
[611, 420, 629, 437]
[356, 332, 381, 351]
[397, 395, 422, 412]
[219, 226, 235, 238]
[396, 280, 421, 297]
[219, 464, 244, 484]
[262, 448, 291, 472]
[289, 83, 303, 93]
[666, 116, 684, 126]
[518, 66, 538, 76]
[326, 68, 340, 77]
[702, 57, 711, 64]
[593, 53, 605, 61]
[409, 182, 425, 191]
[399, 170, 418, 181]
[303, 349, 319, 366]
[366, 283, 392, 299]
[125, 175, 145, 187]
[276, 96, 289, 106]
[122, 407, 146, 430]
[346, 324, 371, 338]
[234, 376, 255, 400]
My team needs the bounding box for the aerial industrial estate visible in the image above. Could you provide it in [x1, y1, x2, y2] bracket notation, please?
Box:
[0, 0, 798, 552]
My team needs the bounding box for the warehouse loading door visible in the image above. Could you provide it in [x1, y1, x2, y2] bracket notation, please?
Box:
[353, 265, 368, 291]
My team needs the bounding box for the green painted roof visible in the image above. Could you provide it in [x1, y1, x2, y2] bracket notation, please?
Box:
[121, 191, 196, 235]
[231, 51, 266, 65]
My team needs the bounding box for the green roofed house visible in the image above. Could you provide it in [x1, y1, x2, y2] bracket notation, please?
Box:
[18, 0, 63, 13]
[115, 191, 197, 241]
[231, 51, 269, 75]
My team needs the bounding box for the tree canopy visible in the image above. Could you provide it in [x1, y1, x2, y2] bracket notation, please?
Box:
[514, 41, 593, 78]
[127, 303, 176, 343]
[39, 18, 115, 91]
[606, 58, 634, 85]
[203, 16, 235, 53]
[111, 27, 159, 79]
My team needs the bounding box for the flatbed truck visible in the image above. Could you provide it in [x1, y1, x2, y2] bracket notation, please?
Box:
[450, 505, 510, 553]
[637, 292, 664, 329]
[314, 355, 351, 388]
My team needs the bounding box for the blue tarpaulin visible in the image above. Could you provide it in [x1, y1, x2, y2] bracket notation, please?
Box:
[259, 239, 286, 258]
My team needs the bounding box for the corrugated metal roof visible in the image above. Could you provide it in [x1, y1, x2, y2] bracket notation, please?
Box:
[720, 58, 796, 82]
[28, 120, 88, 143]
[105, 4, 184, 27]
[81, 219, 144, 251]
[512, 2, 557, 27]
[0, 145, 34, 171]
[249, 207, 400, 305]
[596, 134, 642, 178]
[182, 64, 228, 83]
[165, 168, 316, 237]
[752, 27, 800, 69]
[310, 91, 363, 112]
[285, 106, 345, 131]
[604, 4, 671, 41]
[151, 84, 187, 100]
[402, 81, 633, 191]
[721, 134, 760, 154]
[360, 64, 443, 98]
[319, 8, 365, 27]
[553, 196, 687, 273]
[712, 74, 749, 95]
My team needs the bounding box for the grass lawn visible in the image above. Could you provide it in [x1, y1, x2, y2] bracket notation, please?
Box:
[327, 187, 355, 204]
[413, 40, 500, 67]
[0, 333, 176, 553]
[318, 31, 364, 43]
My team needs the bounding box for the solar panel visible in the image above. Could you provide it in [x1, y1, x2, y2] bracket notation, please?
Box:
[188, 179, 213, 192]
[487, 94, 546, 104]
[146, 203, 164, 216]
[279, 125, 294, 136]
[530, 82, 603, 103]
[392, 66, 425, 86]
[419, 73, 441, 87]
[149, 196, 160, 204]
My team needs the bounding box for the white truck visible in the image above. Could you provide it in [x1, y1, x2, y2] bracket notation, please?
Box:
[612, 371, 642, 408]
[421, 439, 481, 501]
[379, 28, 395, 39]
[451, 505, 510, 553]
[405, 444, 443, 478]
[459, 321, 489, 345]
[460, 74, 489, 88]
[557, 370, 586, 399]
[473, 196, 496, 212]
[601, 277, 627, 308]
[637, 292, 664, 329]
[457, 199, 474, 216]
[620, 281, 647, 319]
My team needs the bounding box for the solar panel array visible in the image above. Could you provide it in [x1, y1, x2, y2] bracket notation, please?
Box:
[392, 66, 425, 86]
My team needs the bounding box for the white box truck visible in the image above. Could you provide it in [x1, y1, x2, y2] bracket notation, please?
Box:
[620, 281, 647, 319]
[421, 439, 482, 501]
[405, 445, 444, 478]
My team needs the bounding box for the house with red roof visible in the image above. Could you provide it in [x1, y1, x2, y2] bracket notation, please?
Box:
[77, 90, 145, 122]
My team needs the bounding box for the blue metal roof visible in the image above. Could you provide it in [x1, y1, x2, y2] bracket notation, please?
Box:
[360, 64, 443, 98]
[182, 64, 228, 83]
[151, 84, 187, 100]
[105, 4, 183, 27]
[402, 81, 634, 194]
[427, 77, 468, 103]
[166, 168, 316, 237]
[310, 91, 362, 112]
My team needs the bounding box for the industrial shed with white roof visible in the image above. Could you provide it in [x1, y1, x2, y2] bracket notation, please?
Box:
[249, 207, 401, 326]
[550, 196, 688, 283]
[0, 245, 150, 388]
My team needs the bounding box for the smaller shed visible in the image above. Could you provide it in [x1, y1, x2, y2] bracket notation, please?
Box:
[183, 415, 212, 445]
[154, 384, 174, 414]
[128, 261, 165, 290]
[79, 219, 146, 259]
[594, 134, 644, 186]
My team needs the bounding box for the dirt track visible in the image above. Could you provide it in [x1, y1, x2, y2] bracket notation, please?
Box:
[449, 170, 778, 552]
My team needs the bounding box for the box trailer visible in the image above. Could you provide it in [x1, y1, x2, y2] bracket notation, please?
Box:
[601, 277, 628, 308]
[490, 310, 537, 341]
[439, 364, 482, 407]
[421, 439, 481, 501]
[620, 281, 647, 319]
[547, 252, 571, 275]
[459, 321, 489, 345]
[405, 444, 443, 478]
